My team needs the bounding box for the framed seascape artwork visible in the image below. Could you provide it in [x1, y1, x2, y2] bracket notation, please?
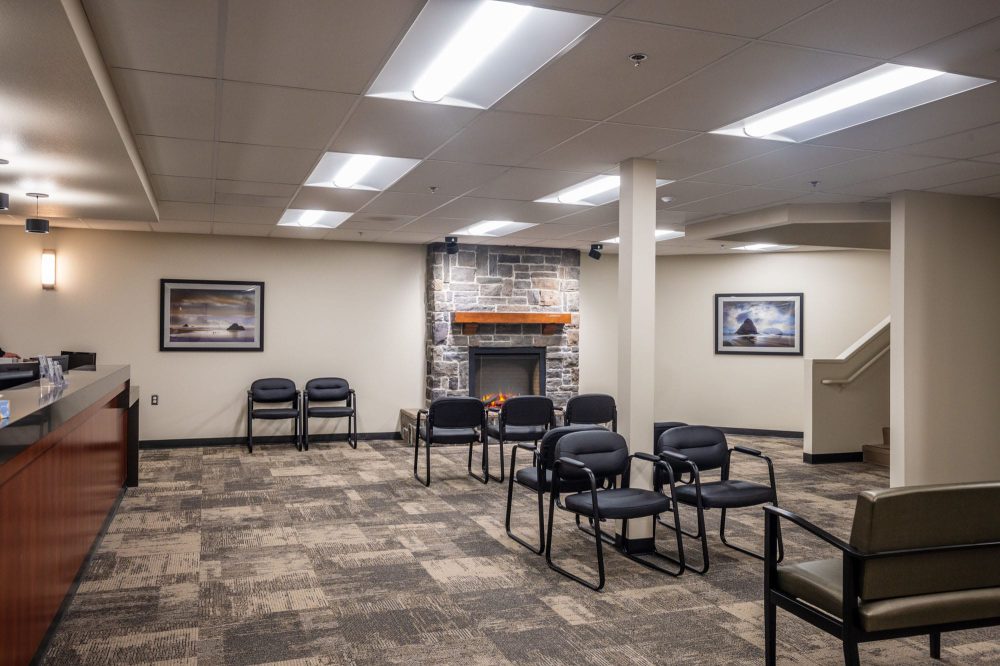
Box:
[715, 293, 803, 356]
[159, 279, 265, 352]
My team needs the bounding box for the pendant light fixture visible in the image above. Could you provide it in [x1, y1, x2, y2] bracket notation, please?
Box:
[25, 192, 50, 234]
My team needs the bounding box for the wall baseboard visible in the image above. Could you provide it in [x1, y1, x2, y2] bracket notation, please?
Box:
[803, 451, 864, 464]
[716, 427, 804, 439]
[140, 432, 402, 449]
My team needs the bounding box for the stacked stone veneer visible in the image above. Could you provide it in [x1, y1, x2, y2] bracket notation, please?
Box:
[425, 243, 581, 406]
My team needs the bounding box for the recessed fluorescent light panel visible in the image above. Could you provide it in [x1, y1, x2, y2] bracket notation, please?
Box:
[603, 230, 685, 244]
[452, 220, 536, 237]
[537, 175, 674, 206]
[304, 152, 420, 191]
[712, 64, 993, 143]
[278, 209, 352, 229]
[733, 243, 796, 251]
[367, 0, 599, 109]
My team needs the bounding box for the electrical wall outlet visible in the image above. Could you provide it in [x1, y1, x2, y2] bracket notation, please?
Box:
[151, 394, 159, 406]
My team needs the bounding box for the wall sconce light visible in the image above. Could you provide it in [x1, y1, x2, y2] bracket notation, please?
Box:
[41, 249, 56, 290]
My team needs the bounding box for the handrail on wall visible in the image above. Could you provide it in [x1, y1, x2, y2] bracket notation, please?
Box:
[821, 346, 889, 386]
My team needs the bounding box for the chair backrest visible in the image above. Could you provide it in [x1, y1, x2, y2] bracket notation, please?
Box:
[537, 424, 605, 470]
[656, 425, 728, 473]
[500, 395, 553, 427]
[428, 396, 485, 429]
[554, 430, 629, 482]
[653, 421, 687, 448]
[306, 377, 350, 401]
[849, 482, 1000, 601]
[251, 378, 296, 403]
[565, 393, 616, 425]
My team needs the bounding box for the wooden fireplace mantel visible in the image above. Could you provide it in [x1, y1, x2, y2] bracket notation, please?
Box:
[454, 311, 572, 335]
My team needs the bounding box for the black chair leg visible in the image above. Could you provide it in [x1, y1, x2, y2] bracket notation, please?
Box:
[505, 452, 544, 554]
[350, 413, 358, 449]
[294, 416, 301, 451]
[764, 591, 777, 666]
[488, 437, 506, 483]
[247, 413, 253, 453]
[719, 506, 784, 562]
[930, 632, 941, 659]
[302, 415, 309, 451]
[575, 513, 616, 546]
[545, 498, 605, 591]
[842, 635, 860, 666]
[413, 438, 431, 487]
[616, 508, 685, 577]
[467, 438, 488, 484]
[658, 501, 710, 574]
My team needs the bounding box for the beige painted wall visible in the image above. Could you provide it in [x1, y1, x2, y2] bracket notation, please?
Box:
[890, 191, 1000, 486]
[580, 250, 891, 432]
[0, 226, 426, 440]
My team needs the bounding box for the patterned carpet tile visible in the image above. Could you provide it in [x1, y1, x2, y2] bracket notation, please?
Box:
[40, 437, 1000, 665]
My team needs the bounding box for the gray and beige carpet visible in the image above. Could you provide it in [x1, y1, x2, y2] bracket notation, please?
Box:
[42, 437, 1000, 665]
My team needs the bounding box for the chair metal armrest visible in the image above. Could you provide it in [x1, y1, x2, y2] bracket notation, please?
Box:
[556, 456, 586, 469]
[631, 451, 660, 463]
[733, 445, 762, 457]
[729, 446, 778, 490]
[552, 457, 599, 513]
[763, 506, 857, 556]
[513, 442, 537, 452]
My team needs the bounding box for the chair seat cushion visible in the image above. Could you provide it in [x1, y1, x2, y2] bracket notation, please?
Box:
[487, 424, 547, 441]
[514, 467, 592, 493]
[776, 558, 1000, 632]
[673, 479, 773, 508]
[419, 425, 479, 444]
[251, 407, 299, 420]
[564, 488, 671, 520]
[308, 406, 354, 418]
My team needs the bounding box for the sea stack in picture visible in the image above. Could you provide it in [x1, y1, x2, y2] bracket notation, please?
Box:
[735, 318, 758, 335]
[227, 322, 246, 331]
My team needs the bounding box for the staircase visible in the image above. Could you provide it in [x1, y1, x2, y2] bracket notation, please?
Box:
[862, 427, 890, 466]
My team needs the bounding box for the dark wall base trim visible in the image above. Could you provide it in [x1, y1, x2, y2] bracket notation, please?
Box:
[32, 486, 125, 665]
[140, 432, 401, 449]
[803, 451, 864, 464]
[615, 535, 655, 555]
[716, 427, 804, 439]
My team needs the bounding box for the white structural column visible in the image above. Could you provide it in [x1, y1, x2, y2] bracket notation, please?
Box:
[616, 158, 658, 540]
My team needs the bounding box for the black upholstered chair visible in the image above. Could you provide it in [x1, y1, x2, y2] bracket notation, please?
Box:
[565, 393, 617, 431]
[653, 421, 687, 448]
[505, 424, 606, 554]
[486, 395, 554, 483]
[546, 430, 685, 590]
[656, 425, 781, 573]
[415, 396, 488, 487]
[302, 377, 356, 451]
[246, 378, 301, 453]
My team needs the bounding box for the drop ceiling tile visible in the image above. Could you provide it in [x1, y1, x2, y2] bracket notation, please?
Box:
[765, 0, 1000, 59]
[112, 68, 216, 140]
[400, 217, 475, 234]
[214, 192, 289, 208]
[290, 188, 376, 211]
[930, 173, 1000, 196]
[219, 82, 356, 149]
[526, 124, 694, 172]
[214, 181, 298, 197]
[810, 83, 1000, 151]
[432, 111, 595, 167]
[894, 18, 1000, 80]
[85, 220, 153, 231]
[135, 135, 214, 178]
[372, 231, 439, 244]
[215, 143, 320, 184]
[613, 43, 875, 131]
[388, 160, 508, 196]
[269, 226, 331, 239]
[432, 197, 582, 223]
[224, 0, 422, 93]
[470, 168, 595, 201]
[157, 201, 214, 221]
[152, 175, 214, 203]
[612, 0, 827, 39]
[152, 220, 213, 234]
[331, 97, 480, 159]
[559, 223, 618, 241]
[213, 205, 282, 224]
[765, 153, 950, 192]
[977, 152, 1000, 164]
[341, 213, 415, 231]
[324, 228, 385, 242]
[658, 180, 744, 207]
[359, 192, 449, 216]
[899, 123, 1000, 160]
[497, 19, 745, 120]
[212, 222, 272, 236]
[650, 134, 784, 180]
[829, 159, 1000, 197]
[547, 202, 619, 226]
[530, 0, 621, 12]
[699, 145, 872, 187]
[682, 188, 806, 215]
[82, 0, 218, 77]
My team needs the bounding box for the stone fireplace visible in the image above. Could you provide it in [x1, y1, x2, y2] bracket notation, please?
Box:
[425, 243, 580, 406]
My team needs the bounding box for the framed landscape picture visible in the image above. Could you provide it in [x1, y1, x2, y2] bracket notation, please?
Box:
[715, 293, 803, 356]
[159, 279, 265, 352]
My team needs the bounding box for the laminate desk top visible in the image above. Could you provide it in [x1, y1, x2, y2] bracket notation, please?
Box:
[0, 364, 130, 468]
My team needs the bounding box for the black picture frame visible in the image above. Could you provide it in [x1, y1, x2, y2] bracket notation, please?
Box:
[159, 279, 265, 352]
[715, 293, 803, 356]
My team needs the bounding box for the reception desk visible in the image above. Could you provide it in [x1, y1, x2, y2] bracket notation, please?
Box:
[0, 365, 130, 666]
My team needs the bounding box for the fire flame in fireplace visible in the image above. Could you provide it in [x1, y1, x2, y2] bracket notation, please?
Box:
[482, 392, 516, 409]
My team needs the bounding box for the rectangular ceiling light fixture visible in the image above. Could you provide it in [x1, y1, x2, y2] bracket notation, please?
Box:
[278, 209, 352, 229]
[304, 152, 420, 191]
[712, 64, 993, 143]
[451, 219, 536, 237]
[537, 175, 674, 207]
[603, 229, 685, 244]
[367, 0, 599, 109]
